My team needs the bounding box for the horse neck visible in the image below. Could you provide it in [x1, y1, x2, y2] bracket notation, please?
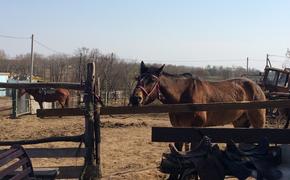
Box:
[159, 74, 193, 104]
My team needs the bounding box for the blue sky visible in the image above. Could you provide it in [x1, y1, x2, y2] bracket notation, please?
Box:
[1, 0, 290, 70]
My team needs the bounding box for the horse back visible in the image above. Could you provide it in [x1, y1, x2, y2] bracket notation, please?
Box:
[203, 77, 266, 102]
[55, 88, 70, 96]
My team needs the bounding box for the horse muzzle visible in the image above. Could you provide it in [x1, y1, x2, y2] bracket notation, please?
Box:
[129, 95, 143, 106]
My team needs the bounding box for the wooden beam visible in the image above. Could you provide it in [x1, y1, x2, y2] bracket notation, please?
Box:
[0, 134, 84, 146]
[81, 62, 100, 179]
[152, 127, 290, 144]
[0, 82, 84, 90]
[37, 99, 290, 117]
[0, 148, 85, 158]
[37, 108, 84, 117]
[101, 100, 290, 115]
[34, 166, 83, 179]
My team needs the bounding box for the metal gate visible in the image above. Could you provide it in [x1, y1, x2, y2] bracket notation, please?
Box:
[9, 80, 31, 118]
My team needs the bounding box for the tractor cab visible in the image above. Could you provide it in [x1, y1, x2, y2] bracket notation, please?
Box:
[262, 67, 290, 93]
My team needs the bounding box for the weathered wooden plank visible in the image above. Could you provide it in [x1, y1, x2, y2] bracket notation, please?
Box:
[0, 134, 84, 146]
[27, 148, 85, 158]
[37, 108, 84, 117]
[152, 127, 290, 144]
[37, 99, 290, 117]
[101, 100, 290, 114]
[0, 148, 85, 158]
[0, 82, 84, 90]
[81, 62, 99, 179]
[34, 166, 83, 179]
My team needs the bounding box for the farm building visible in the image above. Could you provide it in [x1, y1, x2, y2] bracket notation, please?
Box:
[0, 72, 10, 96]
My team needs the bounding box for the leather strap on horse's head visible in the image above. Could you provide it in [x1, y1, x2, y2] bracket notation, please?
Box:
[135, 74, 163, 102]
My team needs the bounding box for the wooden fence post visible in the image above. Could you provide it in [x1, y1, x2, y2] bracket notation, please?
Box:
[94, 77, 102, 176]
[81, 62, 100, 179]
[11, 89, 17, 118]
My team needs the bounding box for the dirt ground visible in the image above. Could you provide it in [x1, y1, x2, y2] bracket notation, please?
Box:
[0, 96, 170, 179]
[0, 96, 253, 180]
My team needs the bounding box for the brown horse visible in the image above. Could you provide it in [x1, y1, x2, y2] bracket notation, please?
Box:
[130, 61, 266, 151]
[19, 88, 70, 109]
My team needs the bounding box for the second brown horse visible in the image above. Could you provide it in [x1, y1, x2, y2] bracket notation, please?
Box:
[130, 61, 266, 151]
[19, 88, 70, 109]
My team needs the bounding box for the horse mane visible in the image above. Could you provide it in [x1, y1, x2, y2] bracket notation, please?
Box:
[145, 65, 200, 80]
[162, 71, 202, 81]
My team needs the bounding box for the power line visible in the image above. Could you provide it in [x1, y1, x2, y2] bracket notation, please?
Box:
[269, 54, 289, 58]
[34, 39, 61, 54]
[0, 34, 30, 40]
[142, 59, 264, 63]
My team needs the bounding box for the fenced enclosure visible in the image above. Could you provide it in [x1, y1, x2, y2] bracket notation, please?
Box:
[2, 62, 290, 179]
[37, 96, 290, 179]
[0, 63, 100, 179]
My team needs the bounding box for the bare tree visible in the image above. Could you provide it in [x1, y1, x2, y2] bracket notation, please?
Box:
[0, 49, 7, 60]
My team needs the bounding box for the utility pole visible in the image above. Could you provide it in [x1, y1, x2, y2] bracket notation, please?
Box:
[30, 34, 34, 82]
[286, 48, 290, 58]
[266, 54, 271, 68]
[246, 57, 249, 76]
[79, 53, 82, 83]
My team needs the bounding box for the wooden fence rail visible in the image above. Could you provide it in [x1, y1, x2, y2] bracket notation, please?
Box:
[0, 134, 84, 146]
[0, 82, 84, 90]
[152, 127, 290, 144]
[37, 99, 290, 117]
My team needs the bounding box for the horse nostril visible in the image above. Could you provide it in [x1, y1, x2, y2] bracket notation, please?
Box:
[130, 96, 142, 106]
[137, 96, 142, 102]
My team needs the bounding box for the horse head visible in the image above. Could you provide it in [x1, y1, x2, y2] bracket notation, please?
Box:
[130, 61, 165, 106]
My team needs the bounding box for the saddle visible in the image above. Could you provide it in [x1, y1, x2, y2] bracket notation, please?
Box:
[159, 136, 282, 180]
[160, 136, 225, 180]
[224, 138, 282, 180]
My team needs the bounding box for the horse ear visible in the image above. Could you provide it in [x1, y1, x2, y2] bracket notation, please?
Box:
[157, 64, 165, 75]
[140, 61, 148, 74]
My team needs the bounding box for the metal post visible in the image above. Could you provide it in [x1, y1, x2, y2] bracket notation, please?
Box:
[30, 34, 34, 83]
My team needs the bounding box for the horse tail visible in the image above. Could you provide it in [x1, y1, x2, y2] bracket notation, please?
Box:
[243, 78, 266, 101]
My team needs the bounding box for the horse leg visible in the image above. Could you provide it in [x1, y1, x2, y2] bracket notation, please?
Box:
[38, 102, 43, 109]
[169, 113, 185, 151]
[190, 111, 207, 150]
[247, 109, 266, 128]
[59, 100, 65, 108]
[58, 100, 64, 118]
[233, 113, 251, 128]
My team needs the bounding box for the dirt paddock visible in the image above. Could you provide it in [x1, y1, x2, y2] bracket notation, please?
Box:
[0, 96, 170, 179]
[0, 97, 253, 180]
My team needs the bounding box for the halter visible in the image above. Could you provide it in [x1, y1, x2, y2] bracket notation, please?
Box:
[135, 74, 163, 102]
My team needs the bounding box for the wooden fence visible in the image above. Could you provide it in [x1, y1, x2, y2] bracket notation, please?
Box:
[36, 98, 290, 178]
[38, 99, 290, 116]
[2, 63, 290, 179]
[0, 63, 100, 179]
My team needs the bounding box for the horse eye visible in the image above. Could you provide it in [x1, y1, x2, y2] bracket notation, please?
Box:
[149, 77, 154, 82]
[143, 77, 154, 84]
